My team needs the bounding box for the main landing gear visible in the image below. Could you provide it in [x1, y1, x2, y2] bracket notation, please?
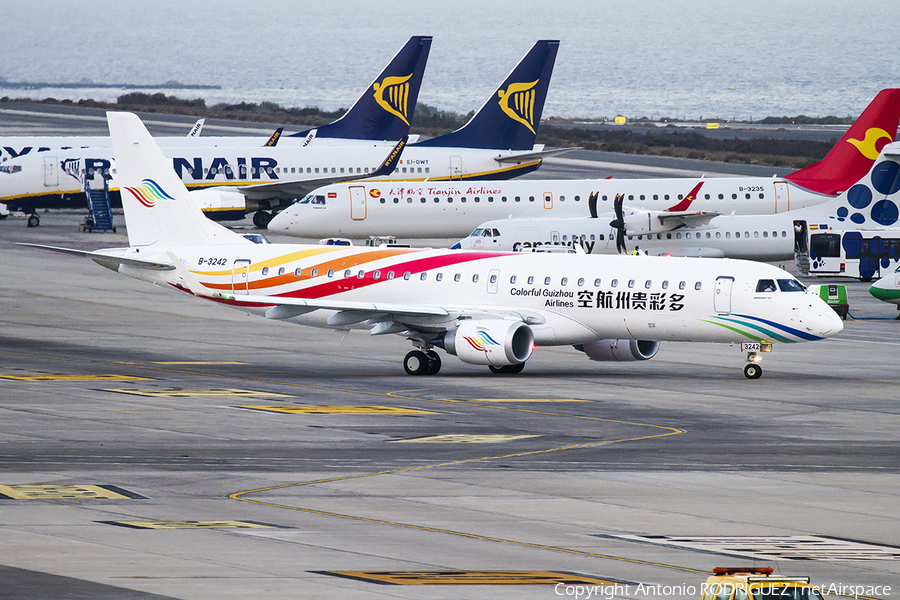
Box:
[403, 349, 442, 376]
[489, 363, 525, 374]
[252, 210, 272, 229]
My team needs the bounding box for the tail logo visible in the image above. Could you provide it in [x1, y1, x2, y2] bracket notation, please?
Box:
[369, 189, 382, 198]
[124, 178, 174, 208]
[373, 73, 413, 126]
[847, 127, 893, 160]
[463, 331, 501, 352]
[497, 80, 539, 134]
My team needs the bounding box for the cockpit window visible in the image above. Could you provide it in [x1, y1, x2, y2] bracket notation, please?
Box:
[756, 279, 776, 293]
[297, 194, 313, 204]
[777, 278, 806, 292]
[296, 194, 325, 205]
[470, 228, 484, 237]
[482, 229, 492, 237]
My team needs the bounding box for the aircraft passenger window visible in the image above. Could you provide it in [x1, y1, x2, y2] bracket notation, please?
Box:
[436, 273, 443, 281]
[662, 281, 669, 289]
[594, 278, 601, 287]
[716, 232, 721, 238]
[276, 267, 284, 276]
[331, 168, 336, 173]
[756, 279, 776, 292]
[636, 235, 642, 241]
[364, 167, 369, 173]
[778, 279, 805, 292]
[704, 194, 710, 199]
[401, 167, 407, 173]
[527, 276, 535, 284]
[488, 197, 494, 202]
[745, 193, 751, 199]
[454, 273, 461, 282]
[291, 167, 295, 173]
[380, 198, 385, 204]
[666, 233, 672, 239]
[472, 274, 479, 283]
[544, 277, 551, 285]
[344, 269, 351, 278]
[204, 168, 209, 175]
[628, 195, 634, 200]
[421, 197, 426, 203]
[490, 274, 497, 283]
[563, 235, 568, 241]
[732, 193, 737, 199]
[718, 193, 724, 199]
[664, 194, 670, 200]
[754, 231, 759, 238]
[678, 194, 683, 200]
[560, 196, 566, 202]
[653, 195, 658, 200]
[295, 268, 303, 277]
[448, 198, 453, 203]
[578, 278, 585, 286]
[434, 198, 440, 203]
[340, 168, 345, 173]
[510, 276, 517, 284]
[744, 231, 749, 238]
[575, 195, 580, 201]
[358, 270, 365, 278]
[474, 197, 480, 203]
[515, 196, 522, 202]
[261, 267, 269, 276]
[328, 269, 335, 277]
[311, 269, 318, 277]
[645, 280, 652, 289]
[763, 231, 768, 238]
[639, 195, 645, 201]
[590, 234, 596, 241]
[628, 236, 634, 241]
[425, 168, 430, 173]
[393, 198, 399, 204]
[502, 197, 507, 202]
[561, 277, 568, 286]
[657, 234, 662, 239]
[706, 232, 711, 239]
[611, 279, 618, 288]
[726, 232, 731, 238]
[735, 232, 740, 238]
[678, 281, 686, 290]
[695, 282, 702, 290]
[460, 197, 467, 203]
[676, 233, 682, 239]
[759, 193, 764, 199]
[602, 195, 607, 201]
[407, 198, 413, 203]
[418, 168, 422, 173]
[599, 234, 604, 240]
[628, 280, 635, 288]
[404, 271, 411, 280]
[492, 228, 501, 236]
[315, 168, 319, 173]
[782, 231, 787, 237]
[373, 270, 381, 280]
[387, 271, 395, 280]
[420, 272, 427, 281]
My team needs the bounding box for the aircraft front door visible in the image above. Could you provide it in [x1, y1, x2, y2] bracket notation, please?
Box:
[714, 276, 734, 314]
[775, 181, 789, 212]
[450, 156, 462, 179]
[350, 185, 366, 220]
[43, 157, 58, 188]
[232, 259, 251, 295]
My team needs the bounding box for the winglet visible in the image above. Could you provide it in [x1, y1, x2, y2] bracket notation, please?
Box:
[264, 127, 284, 147]
[187, 119, 205, 137]
[666, 181, 704, 212]
[368, 136, 408, 178]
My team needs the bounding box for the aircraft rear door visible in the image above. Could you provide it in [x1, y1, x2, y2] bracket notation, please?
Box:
[775, 181, 789, 212]
[350, 186, 366, 220]
[43, 157, 58, 188]
[232, 259, 251, 295]
[714, 276, 734, 314]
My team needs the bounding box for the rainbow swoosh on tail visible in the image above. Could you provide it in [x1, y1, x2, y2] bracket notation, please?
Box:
[124, 179, 174, 208]
[463, 331, 501, 351]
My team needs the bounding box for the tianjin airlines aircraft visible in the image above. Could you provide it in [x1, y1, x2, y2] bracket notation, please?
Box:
[23, 113, 843, 379]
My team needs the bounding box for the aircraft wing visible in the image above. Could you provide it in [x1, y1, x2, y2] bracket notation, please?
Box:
[657, 210, 720, 228]
[237, 136, 408, 200]
[494, 146, 580, 164]
[18, 243, 175, 271]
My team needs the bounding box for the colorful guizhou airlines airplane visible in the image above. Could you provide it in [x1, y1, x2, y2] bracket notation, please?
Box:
[0, 39, 562, 228]
[268, 89, 900, 239]
[869, 266, 900, 310]
[23, 113, 843, 379]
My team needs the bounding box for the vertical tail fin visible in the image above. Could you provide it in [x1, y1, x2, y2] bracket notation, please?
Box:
[289, 36, 432, 141]
[785, 89, 900, 196]
[108, 111, 246, 247]
[416, 40, 559, 150]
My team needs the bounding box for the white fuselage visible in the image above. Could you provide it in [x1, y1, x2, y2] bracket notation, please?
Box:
[268, 177, 834, 239]
[102, 243, 841, 347]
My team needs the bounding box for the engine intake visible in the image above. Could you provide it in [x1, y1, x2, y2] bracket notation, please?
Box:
[441, 320, 534, 366]
[578, 339, 659, 362]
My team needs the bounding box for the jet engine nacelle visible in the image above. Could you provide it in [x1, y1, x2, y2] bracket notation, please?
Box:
[442, 320, 534, 366]
[579, 339, 659, 362]
[622, 210, 673, 236]
[188, 188, 248, 214]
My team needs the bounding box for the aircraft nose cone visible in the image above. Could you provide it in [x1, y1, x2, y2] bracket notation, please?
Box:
[266, 210, 290, 232]
[816, 304, 844, 338]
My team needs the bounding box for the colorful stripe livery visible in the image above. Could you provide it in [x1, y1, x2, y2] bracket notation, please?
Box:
[703, 313, 825, 343]
[463, 331, 501, 351]
[124, 179, 174, 208]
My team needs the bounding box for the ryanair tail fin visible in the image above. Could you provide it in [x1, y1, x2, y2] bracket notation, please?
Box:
[785, 89, 900, 196]
[289, 36, 432, 142]
[416, 40, 559, 151]
[107, 112, 247, 247]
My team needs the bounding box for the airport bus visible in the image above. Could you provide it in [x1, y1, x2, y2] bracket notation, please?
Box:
[799, 225, 900, 280]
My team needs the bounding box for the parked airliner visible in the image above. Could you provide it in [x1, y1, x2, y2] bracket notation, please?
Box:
[268, 89, 900, 239]
[453, 143, 900, 263]
[1, 39, 562, 228]
[23, 113, 842, 379]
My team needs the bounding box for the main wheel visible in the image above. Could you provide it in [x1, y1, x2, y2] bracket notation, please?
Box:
[27, 214, 39, 227]
[743, 363, 762, 379]
[424, 351, 442, 375]
[403, 350, 430, 376]
[252, 210, 272, 229]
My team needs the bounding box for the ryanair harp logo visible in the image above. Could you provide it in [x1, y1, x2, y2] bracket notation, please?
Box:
[373, 73, 413, 125]
[497, 80, 539, 134]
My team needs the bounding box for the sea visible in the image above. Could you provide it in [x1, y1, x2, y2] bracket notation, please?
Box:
[1, 0, 898, 121]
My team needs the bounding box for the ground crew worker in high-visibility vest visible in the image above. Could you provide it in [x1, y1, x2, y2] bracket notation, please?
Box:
[632, 246, 641, 256]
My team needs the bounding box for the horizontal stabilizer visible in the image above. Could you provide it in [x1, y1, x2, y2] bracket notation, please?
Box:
[18, 243, 174, 271]
[494, 146, 579, 164]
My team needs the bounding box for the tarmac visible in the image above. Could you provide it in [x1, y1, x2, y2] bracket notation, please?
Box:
[0, 106, 898, 599]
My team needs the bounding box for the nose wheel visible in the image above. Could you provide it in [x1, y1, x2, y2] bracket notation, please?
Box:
[743, 352, 763, 379]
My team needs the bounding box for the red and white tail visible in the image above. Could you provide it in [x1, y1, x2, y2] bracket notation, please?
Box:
[785, 89, 900, 196]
